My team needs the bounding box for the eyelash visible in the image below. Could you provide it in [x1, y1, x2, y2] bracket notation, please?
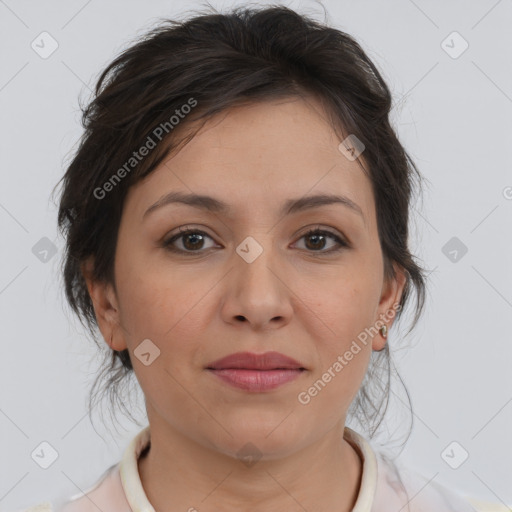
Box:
[162, 226, 348, 255]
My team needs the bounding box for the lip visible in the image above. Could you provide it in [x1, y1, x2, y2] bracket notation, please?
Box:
[208, 368, 305, 392]
[205, 351, 307, 392]
[206, 351, 306, 371]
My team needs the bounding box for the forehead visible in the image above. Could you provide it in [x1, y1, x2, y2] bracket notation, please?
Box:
[124, 97, 376, 227]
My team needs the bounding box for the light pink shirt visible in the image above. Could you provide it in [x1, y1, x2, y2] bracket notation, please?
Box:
[26, 426, 491, 511]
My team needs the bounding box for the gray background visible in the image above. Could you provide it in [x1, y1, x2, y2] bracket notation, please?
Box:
[1, 0, 511, 509]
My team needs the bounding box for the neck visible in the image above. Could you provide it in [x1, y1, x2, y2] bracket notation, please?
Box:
[137, 419, 363, 512]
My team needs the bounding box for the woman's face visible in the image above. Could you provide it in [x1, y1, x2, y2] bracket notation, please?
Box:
[86, 96, 405, 459]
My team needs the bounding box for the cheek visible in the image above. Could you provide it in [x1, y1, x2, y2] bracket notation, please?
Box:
[298, 291, 374, 417]
[294, 264, 380, 394]
[114, 251, 216, 370]
[115, 241, 191, 332]
[299, 264, 381, 341]
[315, 290, 374, 385]
[114, 264, 210, 407]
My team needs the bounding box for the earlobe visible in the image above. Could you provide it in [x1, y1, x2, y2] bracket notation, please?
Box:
[108, 327, 127, 352]
[81, 258, 127, 352]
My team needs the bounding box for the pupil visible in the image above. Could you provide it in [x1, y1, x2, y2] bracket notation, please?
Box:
[308, 234, 324, 250]
[184, 233, 203, 250]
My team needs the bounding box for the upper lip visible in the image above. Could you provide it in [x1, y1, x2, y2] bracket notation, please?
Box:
[206, 351, 306, 370]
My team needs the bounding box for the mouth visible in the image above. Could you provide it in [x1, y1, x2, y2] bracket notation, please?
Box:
[205, 351, 307, 392]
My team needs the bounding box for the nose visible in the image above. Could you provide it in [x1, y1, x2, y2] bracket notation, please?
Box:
[220, 241, 293, 331]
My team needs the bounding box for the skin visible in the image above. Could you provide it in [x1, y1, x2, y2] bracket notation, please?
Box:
[83, 96, 406, 512]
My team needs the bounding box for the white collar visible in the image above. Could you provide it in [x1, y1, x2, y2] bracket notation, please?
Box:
[119, 425, 378, 511]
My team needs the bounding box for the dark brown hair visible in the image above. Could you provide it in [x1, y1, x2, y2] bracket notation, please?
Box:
[52, 4, 427, 441]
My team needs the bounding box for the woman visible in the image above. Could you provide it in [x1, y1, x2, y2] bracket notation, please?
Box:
[26, 5, 500, 511]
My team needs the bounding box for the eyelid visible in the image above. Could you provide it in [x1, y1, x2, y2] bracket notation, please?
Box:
[297, 224, 347, 242]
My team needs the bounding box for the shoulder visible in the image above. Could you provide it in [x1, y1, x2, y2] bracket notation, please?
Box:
[373, 451, 480, 512]
[54, 463, 130, 512]
[21, 427, 151, 512]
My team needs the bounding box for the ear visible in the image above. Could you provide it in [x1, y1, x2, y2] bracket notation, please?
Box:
[372, 263, 407, 351]
[81, 257, 127, 352]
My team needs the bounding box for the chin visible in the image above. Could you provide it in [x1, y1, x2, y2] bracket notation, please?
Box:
[203, 415, 307, 460]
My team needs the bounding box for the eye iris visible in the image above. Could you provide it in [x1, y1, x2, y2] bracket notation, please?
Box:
[183, 232, 204, 250]
[305, 232, 326, 250]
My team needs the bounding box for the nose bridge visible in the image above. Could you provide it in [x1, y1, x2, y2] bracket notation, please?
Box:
[234, 233, 279, 291]
[224, 231, 292, 324]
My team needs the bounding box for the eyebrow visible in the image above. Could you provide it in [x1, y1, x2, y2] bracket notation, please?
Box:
[143, 191, 364, 221]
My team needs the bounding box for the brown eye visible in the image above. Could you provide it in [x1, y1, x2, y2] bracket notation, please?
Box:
[163, 229, 217, 253]
[295, 228, 348, 253]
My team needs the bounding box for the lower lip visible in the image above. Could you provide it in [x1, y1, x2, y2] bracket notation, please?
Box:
[207, 368, 305, 392]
